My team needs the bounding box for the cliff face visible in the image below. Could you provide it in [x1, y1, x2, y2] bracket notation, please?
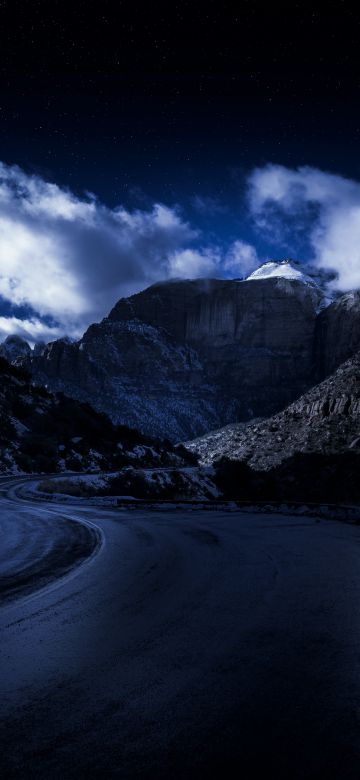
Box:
[186, 351, 360, 468]
[0, 356, 189, 475]
[21, 276, 325, 440]
[0, 335, 31, 362]
[26, 320, 217, 442]
[315, 291, 360, 377]
[109, 277, 319, 351]
[20, 272, 360, 442]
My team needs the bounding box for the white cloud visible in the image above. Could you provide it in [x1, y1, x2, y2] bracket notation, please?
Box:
[168, 248, 220, 278]
[223, 240, 259, 277]
[248, 163, 360, 290]
[0, 316, 64, 345]
[0, 162, 201, 339]
[0, 161, 262, 343]
[0, 216, 86, 320]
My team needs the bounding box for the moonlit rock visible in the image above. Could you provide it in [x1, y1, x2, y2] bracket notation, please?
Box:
[246, 259, 312, 283]
[0, 335, 31, 362]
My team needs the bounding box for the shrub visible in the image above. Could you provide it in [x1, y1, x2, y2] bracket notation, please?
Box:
[174, 444, 199, 465]
[65, 456, 83, 472]
[0, 412, 16, 442]
[38, 478, 94, 497]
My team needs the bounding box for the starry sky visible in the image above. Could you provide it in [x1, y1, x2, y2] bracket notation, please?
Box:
[1, 1, 360, 341]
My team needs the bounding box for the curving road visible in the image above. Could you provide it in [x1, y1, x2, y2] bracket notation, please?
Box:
[1, 478, 360, 777]
[0, 479, 102, 606]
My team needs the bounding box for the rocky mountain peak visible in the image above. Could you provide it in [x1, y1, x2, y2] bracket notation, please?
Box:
[14, 274, 322, 440]
[0, 334, 31, 363]
[5, 271, 360, 443]
[246, 259, 310, 283]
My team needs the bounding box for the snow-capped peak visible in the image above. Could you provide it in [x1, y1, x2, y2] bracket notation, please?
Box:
[246, 260, 311, 283]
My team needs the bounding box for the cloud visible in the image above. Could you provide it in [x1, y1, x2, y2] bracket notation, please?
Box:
[168, 247, 220, 278]
[5, 159, 360, 347]
[0, 316, 63, 345]
[0, 161, 262, 343]
[168, 241, 260, 281]
[248, 163, 360, 290]
[0, 162, 202, 340]
[223, 240, 259, 277]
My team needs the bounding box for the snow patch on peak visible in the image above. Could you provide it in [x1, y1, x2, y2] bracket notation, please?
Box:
[245, 259, 336, 312]
[246, 260, 310, 283]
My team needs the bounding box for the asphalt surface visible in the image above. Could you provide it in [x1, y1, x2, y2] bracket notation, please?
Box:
[1, 477, 360, 778]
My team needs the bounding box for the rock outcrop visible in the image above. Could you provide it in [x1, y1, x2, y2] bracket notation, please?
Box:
[0, 357, 193, 475]
[185, 351, 360, 468]
[315, 291, 360, 377]
[0, 335, 31, 362]
[11, 260, 360, 442]
[21, 274, 323, 440]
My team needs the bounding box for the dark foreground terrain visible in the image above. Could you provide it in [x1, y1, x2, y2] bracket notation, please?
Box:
[1, 478, 360, 778]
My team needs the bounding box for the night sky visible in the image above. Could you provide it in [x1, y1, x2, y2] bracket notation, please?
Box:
[1, 2, 360, 341]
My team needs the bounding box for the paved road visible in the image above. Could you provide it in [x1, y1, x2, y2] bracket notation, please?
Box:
[1, 478, 360, 778]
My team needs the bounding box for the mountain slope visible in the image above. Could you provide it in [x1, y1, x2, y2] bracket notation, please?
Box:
[19, 273, 323, 440]
[185, 351, 360, 469]
[246, 259, 314, 284]
[0, 357, 192, 474]
[245, 258, 337, 297]
[0, 335, 31, 362]
[315, 290, 360, 376]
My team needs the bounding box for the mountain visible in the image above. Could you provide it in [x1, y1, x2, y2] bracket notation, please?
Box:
[17, 266, 325, 440]
[185, 350, 360, 469]
[0, 357, 193, 475]
[7, 260, 360, 443]
[0, 335, 31, 362]
[245, 258, 337, 299]
[246, 259, 317, 284]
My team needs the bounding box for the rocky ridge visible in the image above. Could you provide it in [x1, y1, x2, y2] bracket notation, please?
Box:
[0, 357, 193, 475]
[6, 260, 360, 442]
[17, 266, 325, 440]
[0, 335, 31, 362]
[185, 351, 360, 469]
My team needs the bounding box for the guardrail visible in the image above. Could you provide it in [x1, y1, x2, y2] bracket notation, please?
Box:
[115, 497, 360, 521]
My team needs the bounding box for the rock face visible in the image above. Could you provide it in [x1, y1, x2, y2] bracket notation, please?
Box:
[26, 323, 213, 442]
[185, 351, 360, 469]
[16, 262, 360, 441]
[22, 276, 323, 440]
[0, 335, 31, 363]
[315, 291, 360, 377]
[0, 357, 193, 475]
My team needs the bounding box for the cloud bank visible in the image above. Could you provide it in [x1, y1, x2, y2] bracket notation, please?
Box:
[248, 164, 360, 291]
[0, 162, 258, 342]
[5, 159, 360, 345]
[0, 162, 200, 340]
